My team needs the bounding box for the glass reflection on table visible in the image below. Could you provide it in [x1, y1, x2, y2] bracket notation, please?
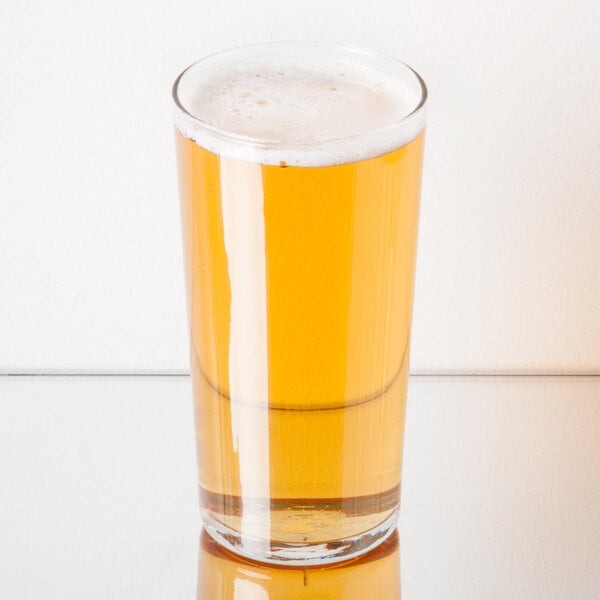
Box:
[197, 528, 400, 599]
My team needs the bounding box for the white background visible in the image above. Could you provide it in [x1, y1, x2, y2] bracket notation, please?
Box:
[1, 0, 600, 374]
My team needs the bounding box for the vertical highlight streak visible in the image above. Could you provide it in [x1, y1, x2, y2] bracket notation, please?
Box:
[220, 157, 271, 541]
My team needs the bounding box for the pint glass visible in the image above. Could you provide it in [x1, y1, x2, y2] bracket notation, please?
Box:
[173, 42, 426, 565]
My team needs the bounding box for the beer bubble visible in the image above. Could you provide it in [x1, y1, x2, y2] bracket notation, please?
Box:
[174, 45, 425, 166]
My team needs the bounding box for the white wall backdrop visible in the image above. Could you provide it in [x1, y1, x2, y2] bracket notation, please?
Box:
[1, 0, 599, 374]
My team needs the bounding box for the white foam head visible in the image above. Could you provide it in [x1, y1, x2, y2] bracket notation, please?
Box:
[173, 42, 427, 166]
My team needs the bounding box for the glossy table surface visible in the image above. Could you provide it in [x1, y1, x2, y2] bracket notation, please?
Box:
[1, 375, 599, 599]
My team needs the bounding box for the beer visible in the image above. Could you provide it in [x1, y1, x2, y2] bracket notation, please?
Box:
[173, 42, 426, 564]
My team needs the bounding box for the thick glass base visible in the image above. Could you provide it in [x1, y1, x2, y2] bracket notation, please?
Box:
[202, 507, 399, 566]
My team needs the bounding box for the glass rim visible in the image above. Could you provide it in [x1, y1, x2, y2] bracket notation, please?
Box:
[172, 41, 427, 153]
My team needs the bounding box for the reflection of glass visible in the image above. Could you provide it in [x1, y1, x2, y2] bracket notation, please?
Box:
[196, 528, 401, 599]
[174, 41, 426, 564]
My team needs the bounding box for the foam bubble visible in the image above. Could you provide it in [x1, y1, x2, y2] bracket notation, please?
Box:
[173, 44, 426, 166]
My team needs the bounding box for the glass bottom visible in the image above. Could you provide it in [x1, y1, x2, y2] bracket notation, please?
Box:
[202, 507, 399, 566]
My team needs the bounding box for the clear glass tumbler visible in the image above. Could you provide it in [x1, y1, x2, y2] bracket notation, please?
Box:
[173, 41, 426, 565]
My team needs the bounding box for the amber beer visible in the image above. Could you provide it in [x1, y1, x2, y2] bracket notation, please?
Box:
[173, 42, 426, 565]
